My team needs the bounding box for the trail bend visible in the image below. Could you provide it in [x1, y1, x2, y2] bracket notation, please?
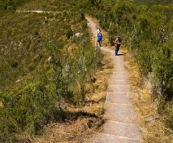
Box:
[86, 17, 143, 143]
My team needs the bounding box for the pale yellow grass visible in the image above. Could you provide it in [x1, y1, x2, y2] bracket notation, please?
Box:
[124, 50, 173, 143]
[31, 116, 104, 143]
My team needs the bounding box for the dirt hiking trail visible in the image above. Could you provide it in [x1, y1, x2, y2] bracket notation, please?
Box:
[86, 17, 143, 143]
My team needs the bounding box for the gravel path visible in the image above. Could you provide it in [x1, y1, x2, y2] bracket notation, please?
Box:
[86, 17, 143, 143]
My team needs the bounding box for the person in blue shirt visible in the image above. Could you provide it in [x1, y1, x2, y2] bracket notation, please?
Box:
[97, 31, 102, 47]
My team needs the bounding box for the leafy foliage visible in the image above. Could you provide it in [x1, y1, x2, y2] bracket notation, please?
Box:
[0, 0, 103, 141]
[1, 0, 173, 140]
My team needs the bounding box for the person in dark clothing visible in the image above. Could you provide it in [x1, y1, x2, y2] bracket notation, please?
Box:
[114, 36, 121, 55]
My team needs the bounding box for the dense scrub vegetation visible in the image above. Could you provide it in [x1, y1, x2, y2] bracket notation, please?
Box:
[1, 0, 173, 142]
[0, 0, 33, 16]
[133, 0, 173, 6]
[0, 0, 104, 142]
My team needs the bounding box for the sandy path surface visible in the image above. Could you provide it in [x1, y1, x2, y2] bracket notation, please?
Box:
[86, 17, 143, 143]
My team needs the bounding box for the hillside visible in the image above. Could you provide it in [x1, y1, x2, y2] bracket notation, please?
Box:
[0, 0, 114, 142]
[1, 0, 173, 142]
[133, 0, 173, 6]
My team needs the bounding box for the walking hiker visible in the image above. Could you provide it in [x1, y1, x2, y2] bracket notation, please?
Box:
[97, 30, 103, 47]
[114, 36, 121, 55]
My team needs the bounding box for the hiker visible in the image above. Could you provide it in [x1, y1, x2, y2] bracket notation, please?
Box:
[114, 36, 121, 55]
[97, 28, 103, 47]
[97, 32, 102, 47]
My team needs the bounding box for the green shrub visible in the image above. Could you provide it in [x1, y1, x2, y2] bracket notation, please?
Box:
[0, 76, 57, 140]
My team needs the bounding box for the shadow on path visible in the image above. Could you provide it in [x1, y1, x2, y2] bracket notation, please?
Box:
[115, 53, 125, 56]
